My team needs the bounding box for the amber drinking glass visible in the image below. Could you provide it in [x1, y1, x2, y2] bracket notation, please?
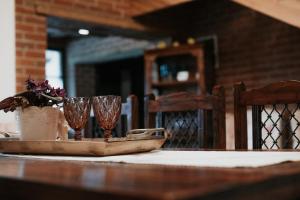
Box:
[93, 95, 121, 141]
[63, 97, 91, 140]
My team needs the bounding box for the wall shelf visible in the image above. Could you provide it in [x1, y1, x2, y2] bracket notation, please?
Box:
[152, 79, 198, 88]
[144, 44, 212, 95]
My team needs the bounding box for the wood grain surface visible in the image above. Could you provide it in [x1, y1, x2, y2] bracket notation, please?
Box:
[1, 154, 300, 199]
[0, 138, 165, 156]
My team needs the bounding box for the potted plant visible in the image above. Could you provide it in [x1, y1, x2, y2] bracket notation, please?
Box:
[0, 78, 68, 140]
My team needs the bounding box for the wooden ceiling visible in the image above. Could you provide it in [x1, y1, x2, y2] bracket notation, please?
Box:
[128, 0, 190, 16]
[40, 0, 190, 41]
[233, 0, 300, 29]
[133, 0, 300, 30]
[46, 0, 300, 42]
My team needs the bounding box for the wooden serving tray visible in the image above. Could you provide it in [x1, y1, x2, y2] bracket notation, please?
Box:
[0, 128, 166, 156]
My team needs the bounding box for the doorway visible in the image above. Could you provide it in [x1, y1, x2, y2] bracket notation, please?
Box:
[76, 56, 144, 137]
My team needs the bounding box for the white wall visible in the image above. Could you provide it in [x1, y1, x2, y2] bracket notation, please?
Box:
[0, 0, 16, 132]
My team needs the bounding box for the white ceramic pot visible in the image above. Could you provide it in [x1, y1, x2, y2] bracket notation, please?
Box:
[17, 106, 68, 140]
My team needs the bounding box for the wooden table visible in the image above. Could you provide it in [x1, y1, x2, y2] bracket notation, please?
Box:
[0, 154, 300, 200]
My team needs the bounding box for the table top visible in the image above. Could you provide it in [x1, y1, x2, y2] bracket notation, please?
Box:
[1, 152, 300, 200]
[3, 150, 300, 168]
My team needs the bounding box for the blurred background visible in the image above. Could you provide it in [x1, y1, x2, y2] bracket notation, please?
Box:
[1, 0, 300, 148]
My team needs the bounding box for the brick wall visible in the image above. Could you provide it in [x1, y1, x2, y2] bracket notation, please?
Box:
[15, 0, 46, 92]
[159, 0, 300, 111]
[196, 1, 300, 148]
[213, 3, 300, 112]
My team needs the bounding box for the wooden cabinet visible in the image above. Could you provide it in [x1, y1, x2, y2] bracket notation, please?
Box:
[144, 44, 212, 95]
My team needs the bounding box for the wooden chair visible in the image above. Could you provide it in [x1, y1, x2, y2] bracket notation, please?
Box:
[234, 81, 300, 150]
[119, 94, 139, 134]
[144, 86, 226, 149]
[85, 95, 139, 138]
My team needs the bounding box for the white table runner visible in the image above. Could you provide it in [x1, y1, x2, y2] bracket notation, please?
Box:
[2, 150, 300, 168]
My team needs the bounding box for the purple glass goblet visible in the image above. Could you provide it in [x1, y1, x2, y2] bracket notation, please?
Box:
[63, 97, 91, 140]
[92, 95, 121, 141]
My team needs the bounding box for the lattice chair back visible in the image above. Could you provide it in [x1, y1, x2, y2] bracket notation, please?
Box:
[144, 86, 225, 149]
[85, 95, 139, 138]
[234, 81, 300, 150]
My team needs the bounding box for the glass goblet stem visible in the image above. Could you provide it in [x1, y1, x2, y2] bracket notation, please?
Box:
[74, 129, 82, 141]
[104, 129, 111, 141]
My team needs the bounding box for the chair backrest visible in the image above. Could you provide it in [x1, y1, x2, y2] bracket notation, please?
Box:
[234, 81, 300, 150]
[85, 95, 139, 138]
[144, 86, 225, 149]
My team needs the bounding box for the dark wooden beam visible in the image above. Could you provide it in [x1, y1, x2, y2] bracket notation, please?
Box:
[35, 4, 151, 32]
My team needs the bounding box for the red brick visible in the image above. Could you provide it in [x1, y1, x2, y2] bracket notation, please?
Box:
[24, 33, 46, 41]
[17, 59, 35, 66]
[53, 0, 70, 6]
[16, 33, 23, 39]
[25, 51, 45, 58]
[16, 23, 35, 32]
[73, 2, 89, 9]
[36, 26, 46, 32]
[25, 68, 45, 76]
[16, 15, 23, 22]
[16, 41, 34, 49]
[24, 16, 46, 24]
[15, 5, 34, 14]
[16, 51, 23, 57]
[35, 44, 47, 49]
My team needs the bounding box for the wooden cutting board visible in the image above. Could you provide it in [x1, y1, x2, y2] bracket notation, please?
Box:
[0, 128, 166, 156]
